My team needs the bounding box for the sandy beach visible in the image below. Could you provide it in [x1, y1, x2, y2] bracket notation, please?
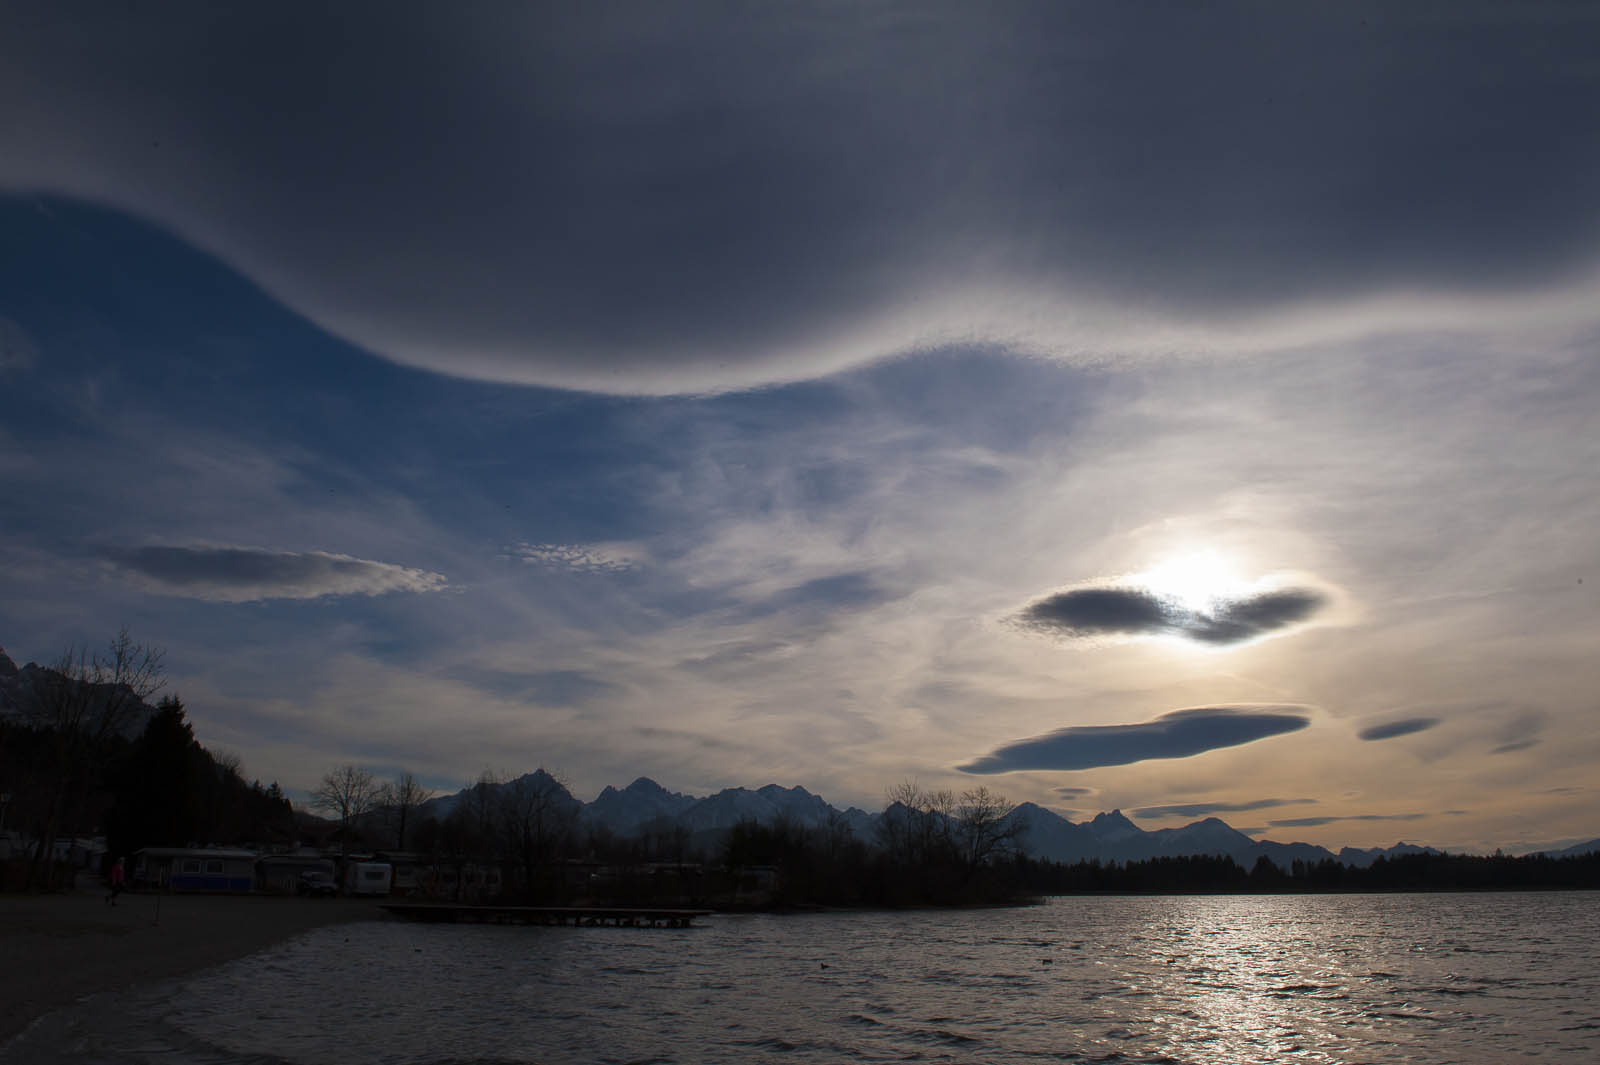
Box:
[0, 887, 385, 1044]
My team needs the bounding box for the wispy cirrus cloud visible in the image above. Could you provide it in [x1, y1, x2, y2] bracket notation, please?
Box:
[102, 544, 446, 602]
[959, 705, 1312, 774]
[1015, 585, 1327, 646]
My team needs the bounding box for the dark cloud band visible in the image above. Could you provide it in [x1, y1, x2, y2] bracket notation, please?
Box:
[1357, 717, 1440, 741]
[959, 705, 1312, 774]
[6, 4, 1599, 393]
[1016, 585, 1326, 645]
[1132, 798, 1318, 820]
[103, 545, 446, 602]
[1269, 814, 1426, 828]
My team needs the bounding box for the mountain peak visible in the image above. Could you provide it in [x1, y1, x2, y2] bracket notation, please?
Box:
[1012, 801, 1071, 824]
[1088, 809, 1144, 841]
[757, 783, 815, 798]
[0, 648, 18, 679]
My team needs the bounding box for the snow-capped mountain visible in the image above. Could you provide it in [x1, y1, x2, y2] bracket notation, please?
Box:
[587, 777, 697, 833]
[1149, 816, 1258, 857]
[407, 770, 1592, 870]
[420, 768, 580, 822]
[0, 646, 162, 739]
[1010, 803, 1100, 863]
[673, 783, 852, 833]
[1085, 809, 1145, 844]
[1538, 837, 1600, 859]
[1010, 805, 1337, 867]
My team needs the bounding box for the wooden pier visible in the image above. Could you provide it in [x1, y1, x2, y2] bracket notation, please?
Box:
[380, 903, 712, 928]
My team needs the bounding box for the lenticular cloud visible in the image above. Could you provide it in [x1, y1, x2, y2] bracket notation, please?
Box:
[103, 544, 447, 602]
[1016, 585, 1326, 646]
[959, 705, 1312, 773]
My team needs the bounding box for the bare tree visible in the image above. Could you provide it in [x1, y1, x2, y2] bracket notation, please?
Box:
[25, 628, 164, 889]
[312, 764, 382, 855]
[495, 769, 578, 901]
[821, 807, 856, 864]
[379, 770, 434, 850]
[878, 780, 958, 868]
[434, 769, 504, 902]
[876, 779, 924, 866]
[954, 786, 1025, 871]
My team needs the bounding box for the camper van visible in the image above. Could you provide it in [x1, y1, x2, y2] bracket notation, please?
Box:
[343, 860, 393, 896]
[135, 847, 257, 892]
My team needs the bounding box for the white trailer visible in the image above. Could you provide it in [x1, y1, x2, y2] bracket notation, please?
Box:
[343, 861, 393, 896]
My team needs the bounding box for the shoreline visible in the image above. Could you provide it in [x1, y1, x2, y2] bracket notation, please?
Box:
[0, 889, 384, 1044]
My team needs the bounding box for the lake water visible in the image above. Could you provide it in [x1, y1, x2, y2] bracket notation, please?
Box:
[8, 893, 1598, 1065]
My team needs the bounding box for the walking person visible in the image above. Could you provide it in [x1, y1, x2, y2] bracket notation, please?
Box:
[105, 856, 126, 907]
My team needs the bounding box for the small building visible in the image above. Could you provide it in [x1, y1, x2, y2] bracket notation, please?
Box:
[256, 853, 336, 894]
[134, 847, 257, 892]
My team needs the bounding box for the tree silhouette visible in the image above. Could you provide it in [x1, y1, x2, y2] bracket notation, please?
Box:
[25, 628, 164, 890]
[312, 764, 381, 856]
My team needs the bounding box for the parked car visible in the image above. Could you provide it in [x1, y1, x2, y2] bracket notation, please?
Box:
[297, 870, 338, 897]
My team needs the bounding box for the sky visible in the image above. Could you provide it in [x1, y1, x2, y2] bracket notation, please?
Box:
[2, 2, 1597, 853]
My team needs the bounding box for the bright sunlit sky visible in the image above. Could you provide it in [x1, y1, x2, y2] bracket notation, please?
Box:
[2, 3, 1597, 852]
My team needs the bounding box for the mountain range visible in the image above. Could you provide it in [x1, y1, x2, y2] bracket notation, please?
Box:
[9, 645, 1593, 865]
[0, 647, 162, 739]
[415, 771, 1521, 869]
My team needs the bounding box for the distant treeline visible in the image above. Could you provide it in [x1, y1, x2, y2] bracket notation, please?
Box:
[1011, 851, 1600, 895]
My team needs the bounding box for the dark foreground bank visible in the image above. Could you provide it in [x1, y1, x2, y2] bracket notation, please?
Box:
[0, 891, 383, 1044]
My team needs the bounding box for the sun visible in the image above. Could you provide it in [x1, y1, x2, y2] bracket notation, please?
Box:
[1131, 549, 1250, 611]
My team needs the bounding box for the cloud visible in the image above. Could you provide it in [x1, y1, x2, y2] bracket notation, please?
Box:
[5, 6, 1600, 393]
[959, 705, 1312, 773]
[103, 545, 447, 602]
[1052, 786, 1095, 799]
[737, 571, 892, 622]
[512, 542, 644, 575]
[444, 667, 618, 707]
[1269, 814, 1427, 828]
[0, 318, 37, 371]
[1488, 707, 1546, 755]
[1015, 585, 1327, 646]
[1132, 798, 1318, 820]
[633, 725, 748, 754]
[1358, 716, 1441, 741]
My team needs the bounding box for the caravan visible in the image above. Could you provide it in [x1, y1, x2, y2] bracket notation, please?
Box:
[342, 860, 393, 896]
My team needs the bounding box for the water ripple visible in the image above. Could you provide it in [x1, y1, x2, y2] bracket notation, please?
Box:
[4, 893, 1597, 1065]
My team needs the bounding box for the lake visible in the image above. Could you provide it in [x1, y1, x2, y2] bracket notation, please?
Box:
[7, 892, 1598, 1064]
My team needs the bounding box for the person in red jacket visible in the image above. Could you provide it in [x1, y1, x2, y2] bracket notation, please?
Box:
[105, 856, 126, 907]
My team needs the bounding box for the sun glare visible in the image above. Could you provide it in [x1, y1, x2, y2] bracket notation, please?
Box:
[1133, 549, 1249, 610]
